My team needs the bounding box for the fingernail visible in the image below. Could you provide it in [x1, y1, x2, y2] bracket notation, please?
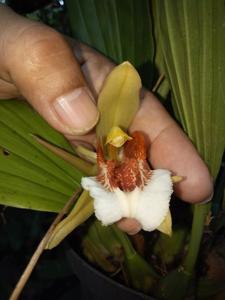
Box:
[199, 192, 214, 204]
[54, 87, 99, 135]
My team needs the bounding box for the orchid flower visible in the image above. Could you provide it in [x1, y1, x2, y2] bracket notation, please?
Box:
[45, 62, 180, 249]
[82, 129, 174, 234]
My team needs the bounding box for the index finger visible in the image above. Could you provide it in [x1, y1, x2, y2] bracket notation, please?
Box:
[130, 91, 213, 203]
[71, 43, 213, 203]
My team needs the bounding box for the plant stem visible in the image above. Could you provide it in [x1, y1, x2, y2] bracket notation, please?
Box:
[152, 74, 164, 93]
[183, 203, 210, 274]
[111, 225, 136, 258]
[9, 188, 81, 300]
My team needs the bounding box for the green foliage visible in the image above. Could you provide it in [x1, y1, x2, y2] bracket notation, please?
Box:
[0, 100, 82, 212]
[153, 227, 188, 265]
[82, 222, 157, 292]
[152, 2, 225, 298]
[153, 0, 225, 178]
[82, 220, 123, 273]
[66, 0, 155, 88]
[67, 0, 225, 179]
[112, 225, 158, 292]
[154, 269, 191, 300]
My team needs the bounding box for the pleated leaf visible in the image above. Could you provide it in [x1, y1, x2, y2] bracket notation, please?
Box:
[65, 0, 155, 88]
[0, 100, 83, 212]
[156, 210, 172, 236]
[152, 3, 225, 298]
[153, 0, 225, 178]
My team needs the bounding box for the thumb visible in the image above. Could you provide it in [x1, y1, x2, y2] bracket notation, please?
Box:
[0, 5, 99, 136]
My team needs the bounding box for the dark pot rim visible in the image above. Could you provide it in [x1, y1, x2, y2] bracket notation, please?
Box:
[65, 243, 157, 300]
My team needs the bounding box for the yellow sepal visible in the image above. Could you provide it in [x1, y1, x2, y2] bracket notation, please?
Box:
[171, 175, 183, 183]
[96, 61, 141, 138]
[157, 210, 172, 237]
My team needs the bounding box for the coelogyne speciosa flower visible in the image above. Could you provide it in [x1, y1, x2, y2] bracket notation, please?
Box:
[82, 129, 173, 234]
[44, 62, 182, 249]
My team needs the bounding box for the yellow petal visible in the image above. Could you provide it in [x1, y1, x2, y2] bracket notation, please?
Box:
[171, 175, 183, 183]
[46, 191, 94, 249]
[106, 126, 132, 148]
[96, 61, 141, 139]
[156, 210, 172, 237]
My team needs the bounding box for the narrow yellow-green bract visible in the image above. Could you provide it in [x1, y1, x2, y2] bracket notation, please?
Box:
[96, 62, 142, 138]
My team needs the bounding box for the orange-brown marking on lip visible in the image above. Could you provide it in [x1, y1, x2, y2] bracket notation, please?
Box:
[124, 131, 147, 160]
[96, 132, 152, 192]
[96, 143, 117, 191]
[115, 158, 140, 191]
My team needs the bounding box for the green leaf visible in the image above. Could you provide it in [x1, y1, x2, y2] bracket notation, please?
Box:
[65, 0, 155, 88]
[154, 269, 191, 300]
[152, 2, 225, 296]
[82, 220, 124, 273]
[153, 227, 188, 265]
[112, 225, 157, 293]
[0, 100, 83, 212]
[46, 191, 94, 249]
[153, 0, 225, 178]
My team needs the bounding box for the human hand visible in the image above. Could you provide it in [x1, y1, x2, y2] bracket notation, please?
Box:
[68, 43, 213, 235]
[66, 41, 213, 234]
[0, 5, 213, 235]
[0, 5, 99, 136]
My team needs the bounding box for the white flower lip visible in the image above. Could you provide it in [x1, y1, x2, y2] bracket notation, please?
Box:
[81, 169, 173, 232]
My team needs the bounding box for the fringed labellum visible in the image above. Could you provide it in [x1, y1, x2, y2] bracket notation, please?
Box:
[82, 130, 173, 234]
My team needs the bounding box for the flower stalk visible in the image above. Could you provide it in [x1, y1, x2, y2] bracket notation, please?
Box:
[155, 203, 211, 300]
[82, 221, 124, 273]
[183, 203, 210, 274]
[112, 225, 158, 292]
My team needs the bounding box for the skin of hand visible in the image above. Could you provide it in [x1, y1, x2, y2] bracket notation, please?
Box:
[0, 5, 213, 235]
